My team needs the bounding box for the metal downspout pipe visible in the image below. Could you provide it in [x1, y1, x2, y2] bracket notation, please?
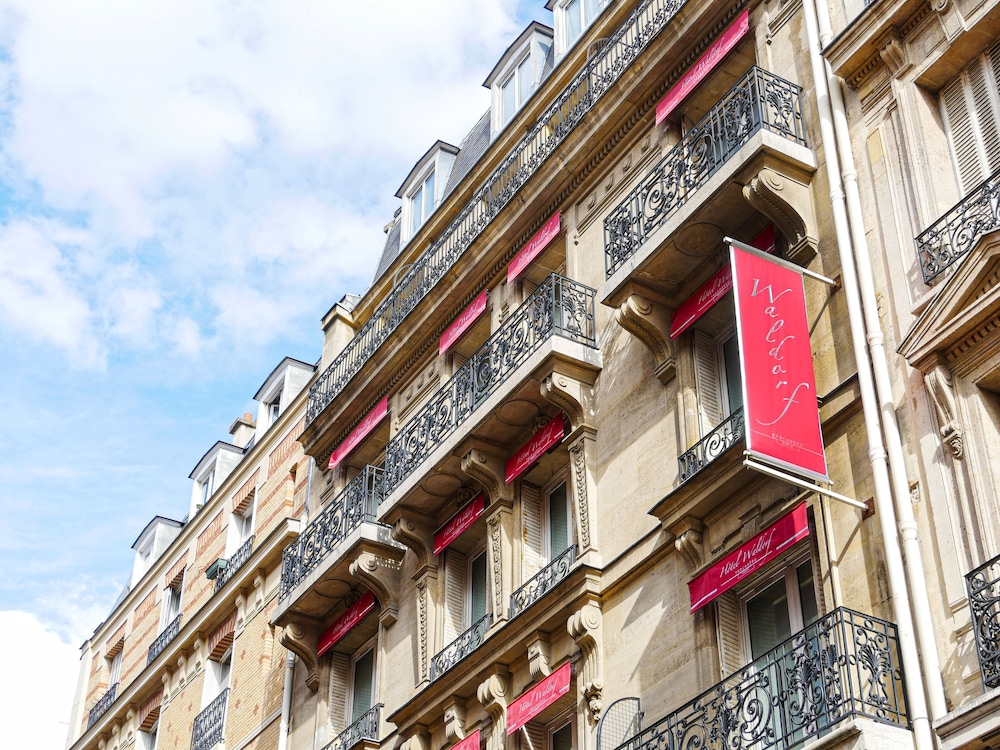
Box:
[813, 0, 947, 722]
[798, 0, 934, 747]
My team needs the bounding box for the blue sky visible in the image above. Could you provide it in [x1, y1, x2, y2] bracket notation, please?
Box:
[0, 1, 548, 745]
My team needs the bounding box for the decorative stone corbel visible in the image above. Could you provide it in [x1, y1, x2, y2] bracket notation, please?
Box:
[527, 634, 552, 681]
[567, 603, 604, 725]
[477, 670, 510, 750]
[392, 513, 437, 576]
[443, 700, 467, 744]
[613, 294, 676, 383]
[742, 168, 818, 265]
[925, 363, 964, 459]
[668, 516, 705, 570]
[541, 374, 595, 432]
[350, 551, 403, 627]
[280, 620, 320, 692]
[462, 445, 514, 505]
[401, 726, 431, 750]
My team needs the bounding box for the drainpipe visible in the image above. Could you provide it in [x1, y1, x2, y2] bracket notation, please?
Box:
[798, 1, 934, 748]
[813, 0, 947, 720]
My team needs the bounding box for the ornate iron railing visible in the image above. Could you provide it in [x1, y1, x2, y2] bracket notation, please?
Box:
[306, 0, 687, 426]
[614, 608, 908, 750]
[191, 688, 229, 750]
[87, 682, 118, 729]
[966, 551, 1000, 690]
[382, 275, 596, 495]
[510, 545, 578, 618]
[279, 466, 384, 601]
[430, 614, 492, 681]
[214, 535, 255, 592]
[605, 67, 807, 277]
[678, 409, 744, 484]
[916, 169, 1000, 283]
[323, 703, 383, 750]
[147, 615, 181, 665]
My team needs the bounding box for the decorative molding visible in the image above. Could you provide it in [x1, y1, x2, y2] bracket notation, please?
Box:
[477, 670, 510, 750]
[567, 603, 604, 725]
[415, 576, 430, 683]
[461, 445, 514, 505]
[488, 512, 505, 622]
[443, 700, 467, 744]
[742, 168, 817, 265]
[280, 621, 319, 692]
[669, 516, 706, 570]
[527, 634, 552, 681]
[925, 363, 964, 459]
[349, 552, 403, 627]
[613, 293, 676, 383]
[874, 27, 908, 76]
[568, 433, 596, 553]
[540, 374, 595, 432]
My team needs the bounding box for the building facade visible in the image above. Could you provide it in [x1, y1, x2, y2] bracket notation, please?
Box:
[69, 2, 1000, 750]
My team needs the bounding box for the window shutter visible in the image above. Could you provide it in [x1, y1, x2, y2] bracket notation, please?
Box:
[521, 482, 545, 579]
[693, 330, 724, 434]
[329, 652, 350, 734]
[942, 43, 1000, 192]
[443, 550, 468, 642]
[716, 590, 744, 677]
[520, 722, 546, 750]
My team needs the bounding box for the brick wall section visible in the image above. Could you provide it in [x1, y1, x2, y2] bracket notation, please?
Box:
[123, 587, 159, 685]
[256, 471, 296, 539]
[188, 510, 226, 613]
[233, 470, 258, 513]
[267, 419, 304, 476]
[225, 598, 287, 746]
[158, 669, 205, 750]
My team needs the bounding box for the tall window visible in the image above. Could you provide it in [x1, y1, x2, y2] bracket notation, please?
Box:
[161, 578, 183, 628]
[502, 56, 534, 125]
[350, 644, 377, 723]
[410, 170, 436, 236]
[108, 650, 122, 688]
[941, 41, 1000, 192]
[268, 393, 282, 425]
[139, 722, 158, 750]
[232, 502, 255, 547]
[558, 0, 603, 54]
[693, 327, 742, 432]
[743, 560, 818, 659]
[203, 649, 232, 708]
[468, 550, 489, 624]
[545, 482, 572, 559]
[200, 470, 215, 506]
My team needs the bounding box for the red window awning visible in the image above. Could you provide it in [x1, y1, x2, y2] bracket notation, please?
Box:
[508, 212, 561, 283]
[433, 493, 486, 556]
[506, 661, 572, 734]
[318, 591, 376, 657]
[505, 415, 566, 485]
[329, 398, 389, 470]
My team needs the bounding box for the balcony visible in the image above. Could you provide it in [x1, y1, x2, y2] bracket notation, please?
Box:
[510, 545, 578, 619]
[430, 614, 492, 682]
[147, 615, 181, 665]
[966, 552, 1000, 690]
[191, 689, 229, 750]
[87, 682, 118, 729]
[214, 535, 255, 592]
[382, 274, 597, 506]
[916, 169, 1000, 283]
[323, 704, 383, 750]
[305, 0, 687, 430]
[678, 409, 744, 484]
[615, 608, 908, 750]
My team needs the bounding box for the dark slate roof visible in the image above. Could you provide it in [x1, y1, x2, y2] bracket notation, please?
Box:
[444, 109, 492, 196]
[372, 209, 402, 284]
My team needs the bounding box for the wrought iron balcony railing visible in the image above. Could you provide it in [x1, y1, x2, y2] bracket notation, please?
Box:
[678, 408, 744, 484]
[966, 551, 1000, 690]
[323, 703, 383, 750]
[279, 466, 384, 601]
[430, 614, 492, 682]
[604, 67, 807, 278]
[147, 615, 181, 665]
[306, 0, 687, 427]
[383, 275, 596, 496]
[191, 688, 229, 750]
[87, 682, 118, 729]
[916, 168, 1000, 283]
[510, 545, 578, 619]
[214, 535, 255, 592]
[614, 608, 908, 750]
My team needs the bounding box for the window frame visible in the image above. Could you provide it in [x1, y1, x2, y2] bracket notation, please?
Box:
[348, 638, 378, 724]
[738, 551, 818, 661]
[466, 544, 490, 626]
[407, 168, 437, 239]
[554, 0, 605, 58]
[543, 473, 573, 562]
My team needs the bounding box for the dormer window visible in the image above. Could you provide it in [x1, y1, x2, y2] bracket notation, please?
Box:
[552, 0, 606, 58]
[189, 441, 244, 516]
[268, 395, 281, 425]
[396, 141, 458, 244]
[253, 357, 315, 441]
[410, 170, 436, 237]
[200, 470, 215, 505]
[484, 22, 554, 139]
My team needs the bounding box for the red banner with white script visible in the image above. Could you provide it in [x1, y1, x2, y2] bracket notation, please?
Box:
[433, 493, 486, 555]
[440, 291, 488, 355]
[318, 591, 376, 656]
[689, 503, 809, 612]
[508, 212, 561, 283]
[506, 661, 572, 734]
[730, 244, 828, 482]
[451, 730, 481, 750]
[329, 398, 389, 469]
[505, 415, 566, 485]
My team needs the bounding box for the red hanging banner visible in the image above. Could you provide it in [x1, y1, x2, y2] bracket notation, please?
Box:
[318, 591, 376, 657]
[656, 9, 750, 125]
[669, 226, 775, 339]
[730, 243, 829, 482]
[688, 503, 809, 612]
[440, 291, 489, 355]
[508, 212, 561, 283]
[451, 730, 481, 750]
[506, 661, 572, 734]
[433, 493, 486, 555]
[329, 398, 389, 469]
[505, 415, 566, 485]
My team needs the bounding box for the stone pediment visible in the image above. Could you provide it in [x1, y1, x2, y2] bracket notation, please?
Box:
[899, 233, 1000, 378]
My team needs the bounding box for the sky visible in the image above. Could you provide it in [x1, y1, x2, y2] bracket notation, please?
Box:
[0, 1, 548, 746]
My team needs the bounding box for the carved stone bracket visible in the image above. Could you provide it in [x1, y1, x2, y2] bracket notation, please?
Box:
[392, 513, 438, 577]
[280, 620, 320, 692]
[462, 445, 514, 505]
[925, 363, 964, 459]
[477, 670, 510, 750]
[527, 634, 552, 681]
[541, 373, 596, 432]
[567, 603, 604, 725]
[613, 294, 676, 383]
[443, 700, 467, 744]
[742, 168, 818, 265]
[401, 726, 431, 750]
[350, 551, 403, 627]
[667, 515, 706, 570]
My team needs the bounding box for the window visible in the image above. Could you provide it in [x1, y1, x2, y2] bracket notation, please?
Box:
[230, 501, 255, 550]
[161, 578, 183, 628]
[556, 0, 604, 56]
[350, 643, 377, 723]
[545, 481, 572, 559]
[549, 716, 576, 750]
[501, 55, 535, 126]
[941, 41, 1000, 192]
[693, 327, 742, 432]
[108, 650, 122, 687]
[200, 470, 215, 506]
[139, 722, 158, 750]
[486, 24, 553, 137]
[268, 394, 281, 425]
[742, 559, 818, 659]
[468, 550, 489, 624]
[203, 649, 232, 708]
[409, 170, 436, 236]
[443, 545, 490, 642]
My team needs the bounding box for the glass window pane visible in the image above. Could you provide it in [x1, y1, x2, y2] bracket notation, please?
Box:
[585, 0, 600, 23]
[566, 0, 582, 44]
[351, 648, 375, 721]
[722, 335, 742, 413]
[411, 185, 423, 235]
[746, 578, 792, 659]
[502, 75, 516, 123]
[518, 57, 532, 106]
[470, 552, 488, 621]
[548, 483, 569, 556]
[424, 171, 435, 217]
[551, 722, 574, 750]
[797, 561, 819, 627]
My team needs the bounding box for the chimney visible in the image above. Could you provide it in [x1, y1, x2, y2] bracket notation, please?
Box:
[229, 413, 257, 449]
